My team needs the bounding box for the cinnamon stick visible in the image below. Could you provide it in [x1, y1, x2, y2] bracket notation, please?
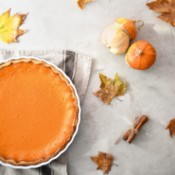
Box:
[122, 115, 149, 143]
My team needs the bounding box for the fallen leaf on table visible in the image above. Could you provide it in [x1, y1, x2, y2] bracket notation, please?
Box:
[90, 152, 113, 174]
[146, 0, 175, 27]
[166, 118, 175, 137]
[94, 73, 127, 104]
[0, 9, 27, 44]
[77, 0, 94, 9]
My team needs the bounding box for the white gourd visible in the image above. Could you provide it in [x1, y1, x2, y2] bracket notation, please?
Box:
[101, 22, 130, 55]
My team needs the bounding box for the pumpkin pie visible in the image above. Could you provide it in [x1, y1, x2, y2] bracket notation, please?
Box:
[0, 58, 79, 166]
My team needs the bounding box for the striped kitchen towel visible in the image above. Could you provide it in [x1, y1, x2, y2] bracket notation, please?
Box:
[0, 49, 92, 175]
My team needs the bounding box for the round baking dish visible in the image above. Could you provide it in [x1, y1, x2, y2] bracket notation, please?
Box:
[0, 57, 81, 169]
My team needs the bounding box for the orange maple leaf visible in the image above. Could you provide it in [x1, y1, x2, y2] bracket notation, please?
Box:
[77, 0, 94, 9]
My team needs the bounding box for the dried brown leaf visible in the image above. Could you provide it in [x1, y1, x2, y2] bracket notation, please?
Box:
[94, 73, 127, 104]
[166, 118, 175, 137]
[146, 0, 175, 26]
[90, 152, 113, 174]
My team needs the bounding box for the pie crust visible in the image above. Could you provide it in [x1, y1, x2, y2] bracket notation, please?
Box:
[0, 58, 79, 166]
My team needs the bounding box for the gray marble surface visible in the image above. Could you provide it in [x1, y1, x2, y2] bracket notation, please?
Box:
[1, 0, 175, 175]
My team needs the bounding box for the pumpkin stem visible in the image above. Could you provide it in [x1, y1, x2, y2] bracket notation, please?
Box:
[137, 49, 143, 56]
[136, 20, 144, 30]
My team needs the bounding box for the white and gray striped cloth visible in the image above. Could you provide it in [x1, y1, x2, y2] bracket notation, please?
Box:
[0, 49, 92, 175]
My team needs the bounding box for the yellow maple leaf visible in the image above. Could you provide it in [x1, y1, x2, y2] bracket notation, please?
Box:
[0, 9, 27, 44]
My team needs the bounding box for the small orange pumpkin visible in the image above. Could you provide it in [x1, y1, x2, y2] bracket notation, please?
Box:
[116, 18, 144, 40]
[125, 40, 156, 70]
[116, 18, 137, 40]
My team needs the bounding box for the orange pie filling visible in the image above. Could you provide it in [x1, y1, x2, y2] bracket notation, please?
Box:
[0, 59, 78, 165]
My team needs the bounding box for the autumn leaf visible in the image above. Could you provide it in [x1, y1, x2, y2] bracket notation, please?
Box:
[90, 152, 113, 174]
[94, 73, 127, 104]
[146, 0, 175, 27]
[166, 118, 175, 137]
[77, 0, 94, 9]
[0, 9, 27, 44]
